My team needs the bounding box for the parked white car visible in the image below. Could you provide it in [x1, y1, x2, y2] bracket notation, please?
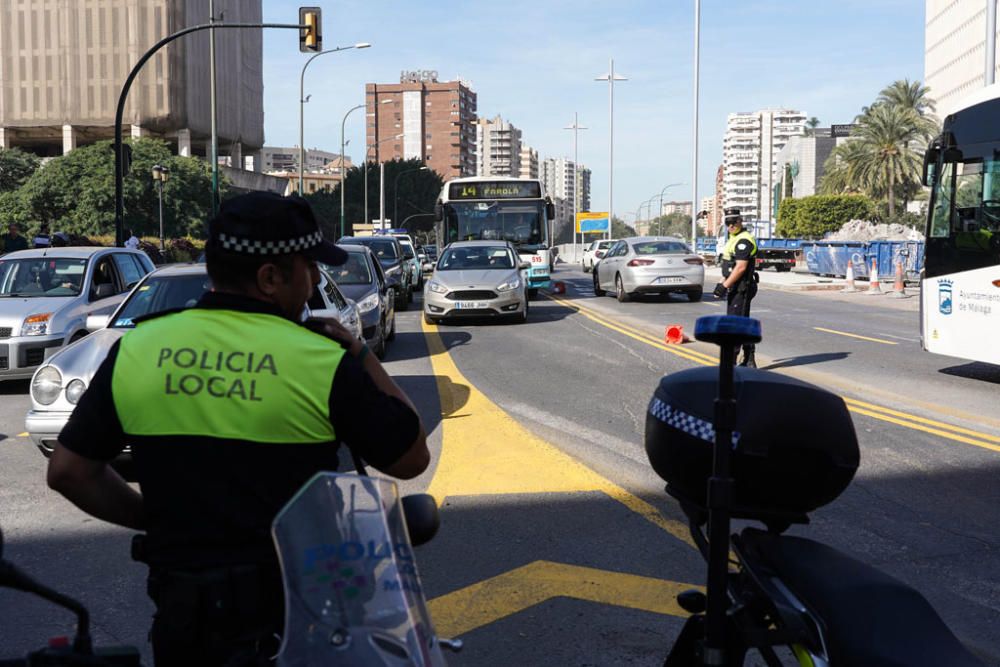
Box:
[581, 239, 618, 272]
[0, 247, 154, 381]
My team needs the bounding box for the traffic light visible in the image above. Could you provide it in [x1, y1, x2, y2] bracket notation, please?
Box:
[299, 7, 321, 52]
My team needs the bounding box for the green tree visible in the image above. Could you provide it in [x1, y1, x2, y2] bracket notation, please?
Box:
[803, 117, 821, 137]
[851, 104, 924, 216]
[322, 158, 443, 238]
[13, 138, 219, 239]
[0, 147, 41, 193]
[649, 211, 691, 237]
[776, 194, 876, 238]
[611, 215, 636, 238]
[876, 79, 938, 138]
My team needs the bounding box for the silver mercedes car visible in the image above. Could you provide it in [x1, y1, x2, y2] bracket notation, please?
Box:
[0, 247, 154, 381]
[26, 263, 361, 459]
[423, 241, 530, 324]
[593, 236, 706, 302]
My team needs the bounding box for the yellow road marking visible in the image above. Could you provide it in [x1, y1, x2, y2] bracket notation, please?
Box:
[543, 291, 1000, 455]
[422, 318, 695, 549]
[18, 432, 28, 438]
[813, 327, 898, 345]
[427, 560, 698, 637]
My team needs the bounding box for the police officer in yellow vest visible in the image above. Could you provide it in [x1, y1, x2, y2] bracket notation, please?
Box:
[713, 207, 759, 367]
[47, 192, 430, 665]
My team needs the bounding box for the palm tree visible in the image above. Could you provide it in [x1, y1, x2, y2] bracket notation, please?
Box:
[876, 79, 938, 139]
[803, 117, 821, 137]
[851, 104, 923, 216]
[819, 140, 870, 195]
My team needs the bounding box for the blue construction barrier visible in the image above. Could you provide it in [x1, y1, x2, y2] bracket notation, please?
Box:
[866, 240, 924, 282]
[801, 240, 923, 279]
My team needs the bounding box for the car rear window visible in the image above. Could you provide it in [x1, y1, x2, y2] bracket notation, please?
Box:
[632, 241, 690, 255]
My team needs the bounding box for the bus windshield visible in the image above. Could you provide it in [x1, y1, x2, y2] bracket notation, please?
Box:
[927, 141, 1000, 276]
[443, 201, 547, 251]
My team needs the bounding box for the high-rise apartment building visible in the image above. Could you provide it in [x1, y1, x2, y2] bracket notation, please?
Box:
[541, 157, 592, 240]
[519, 146, 539, 179]
[365, 70, 477, 180]
[0, 0, 263, 165]
[661, 201, 693, 217]
[722, 109, 806, 221]
[925, 0, 1000, 115]
[475, 115, 522, 177]
[576, 166, 591, 212]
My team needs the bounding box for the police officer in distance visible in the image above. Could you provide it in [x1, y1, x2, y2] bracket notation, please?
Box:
[713, 207, 759, 367]
[47, 192, 430, 666]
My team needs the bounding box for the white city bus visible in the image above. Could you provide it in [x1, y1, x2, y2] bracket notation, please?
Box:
[434, 177, 556, 296]
[922, 83, 1000, 365]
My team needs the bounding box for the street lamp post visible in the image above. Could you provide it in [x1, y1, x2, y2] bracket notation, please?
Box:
[299, 42, 371, 196]
[151, 164, 170, 251]
[364, 132, 403, 229]
[564, 112, 588, 259]
[340, 104, 364, 238]
[691, 0, 702, 246]
[596, 58, 627, 240]
[393, 166, 429, 229]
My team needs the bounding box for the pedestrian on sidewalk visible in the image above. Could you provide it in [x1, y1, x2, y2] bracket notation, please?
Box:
[714, 207, 759, 367]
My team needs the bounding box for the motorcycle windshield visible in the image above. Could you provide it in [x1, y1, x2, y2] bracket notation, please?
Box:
[273, 472, 446, 666]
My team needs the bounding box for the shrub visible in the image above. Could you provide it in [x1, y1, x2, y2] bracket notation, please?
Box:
[776, 194, 876, 238]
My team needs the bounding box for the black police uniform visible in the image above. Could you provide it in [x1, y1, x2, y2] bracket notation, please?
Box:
[721, 225, 758, 365]
[58, 193, 420, 666]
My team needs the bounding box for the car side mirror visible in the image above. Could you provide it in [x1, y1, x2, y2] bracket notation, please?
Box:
[519, 261, 531, 270]
[92, 283, 116, 300]
[546, 201, 556, 220]
[86, 314, 110, 332]
[922, 144, 939, 187]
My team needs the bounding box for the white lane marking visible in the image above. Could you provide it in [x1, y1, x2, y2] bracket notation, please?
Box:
[879, 333, 920, 343]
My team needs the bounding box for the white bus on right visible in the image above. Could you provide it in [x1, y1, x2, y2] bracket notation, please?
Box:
[922, 82, 1000, 366]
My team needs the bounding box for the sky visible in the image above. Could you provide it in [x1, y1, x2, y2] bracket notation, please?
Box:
[260, 0, 925, 222]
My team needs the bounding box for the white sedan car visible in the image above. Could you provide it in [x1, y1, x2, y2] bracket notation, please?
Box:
[581, 239, 617, 272]
[593, 237, 705, 302]
[26, 263, 360, 461]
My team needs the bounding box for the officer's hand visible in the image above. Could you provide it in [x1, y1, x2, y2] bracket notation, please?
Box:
[713, 283, 728, 299]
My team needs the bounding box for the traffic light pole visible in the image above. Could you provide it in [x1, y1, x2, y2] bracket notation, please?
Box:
[113, 21, 305, 247]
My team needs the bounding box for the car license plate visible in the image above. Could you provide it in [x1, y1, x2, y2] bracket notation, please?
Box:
[456, 301, 488, 309]
[655, 277, 685, 284]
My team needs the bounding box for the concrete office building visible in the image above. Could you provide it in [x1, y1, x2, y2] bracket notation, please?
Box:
[0, 0, 263, 167]
[519, 145, 539, 179]
[261, 147, 349, 175]
[722, 109, 806, 221]
[475, 115, 522, 177]
[925, 0, 1000, 114]
[541, 157, 592, 241]
[661, 201, 693, 217]
[773, 130, 850, 202]
[365, 70, 477, 180]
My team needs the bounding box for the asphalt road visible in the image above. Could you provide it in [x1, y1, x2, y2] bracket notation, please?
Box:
[1, 267, 998, 665]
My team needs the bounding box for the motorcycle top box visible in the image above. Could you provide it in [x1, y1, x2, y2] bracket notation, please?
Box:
[644, 367, 859, 526]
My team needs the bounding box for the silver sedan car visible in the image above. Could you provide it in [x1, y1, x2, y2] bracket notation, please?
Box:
[26, 263, 361, 460]
[593, 237, 706, 302]
[423, 241, 530, 324]
[0, 247, 154, 381]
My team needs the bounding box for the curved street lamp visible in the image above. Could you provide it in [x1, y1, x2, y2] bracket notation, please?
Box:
[393, 166, 429, 229]
[339, 103, 365, 237]
[299, 42, 371, 196]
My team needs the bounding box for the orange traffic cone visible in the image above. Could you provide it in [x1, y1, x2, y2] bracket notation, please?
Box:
[889, 260, 907, 298]
[842, 259, 857, 293]
[552, 281, 566, 295]
[867, 257, 881, 294]
[665, 324, 690, 344]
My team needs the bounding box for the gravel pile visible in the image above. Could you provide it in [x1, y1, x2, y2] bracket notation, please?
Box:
[825, 220, 924, 241]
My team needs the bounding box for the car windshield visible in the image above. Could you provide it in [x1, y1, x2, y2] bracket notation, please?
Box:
[598, 241, 615, 250]
[111, 273, 211, 328]
[0, 257, 88, 297]
[438, 246, 516, 270]
[632, 241, 690, 255]
[399, 240, 416, 259]
[324, 253, 372, 285]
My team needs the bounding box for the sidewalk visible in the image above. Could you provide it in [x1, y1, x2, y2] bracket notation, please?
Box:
[704, 266, 920, 310]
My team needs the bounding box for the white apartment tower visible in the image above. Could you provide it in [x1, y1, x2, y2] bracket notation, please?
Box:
[541, 157, 592, 235]
[925, 0, 1000, 114]
[519, 145, 539, 179]
[475, 115, 522, 177]
[722, 109, 806, 221]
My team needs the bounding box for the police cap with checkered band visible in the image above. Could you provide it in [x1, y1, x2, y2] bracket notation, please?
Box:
[209, 192, 348, 266]
[644, 365, 859, 527]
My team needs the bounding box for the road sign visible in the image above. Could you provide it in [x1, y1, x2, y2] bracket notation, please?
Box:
[576, 212, 610, 234]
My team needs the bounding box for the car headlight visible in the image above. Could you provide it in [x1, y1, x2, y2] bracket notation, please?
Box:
[357, 293, 380, 313]
[427, 281, 448, 294]
[65, 379, 87, 405]
[31, 366, 62, 406]
[21, 312, 52, 336]
[496, 276, 521, 292]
